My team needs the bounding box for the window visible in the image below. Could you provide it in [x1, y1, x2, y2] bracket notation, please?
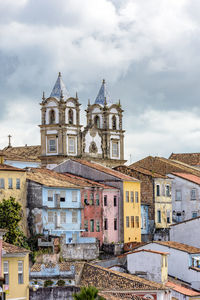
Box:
[60, 191, 65, 202]
[157, 210, 161, 223]
[114, 196, 117, 207]
[49, 109, 55, 124]
[136, 216, 139, 228]
[96, 193, 100, 206]
[16, 178, 20, 189]
[18, 261, 23, 284]
[104, 218, 108, 230]
[0, 178, 5, 189]
[112, 141, 119, 157]
[104, 195, 107, 206]
[49, 139, 56, 152]
[90, 192, 94, 205]
[72, 191, 77, 202]
[126, 191, 129, 202]
[48, 190, 53, 201]
[84, 220, 88, 232]
[72, 233, 77, 242]
[8, 178, 13, 189]
[84, 192, 89, 205]
[167, 210, 171, 223]
[90, 219, 94, 232]
[3, 261, 9, 285]
[131, 216, 134, 228]
[156, 185, 160, 196]
[175, 190, 182, 201]
[94, 115, 100, 128]
[112, 115, 117, 130]
[135, 191, 139, 203]
[191, 189, 196, 200]
[68, 109, 74, 124]
[131, 191, 134, 203]
[142, 215, 147, 230]
[96, 220, 100, 232]
[114, 218, 117, 230]
[68, 137, 75, 154]
[166, 185, 170, 197]
[72, 211, 77, 223]
[60, 212, 66, 224]
[126, 216, 130, 228]
[192, 212, 198, 218]
[48, 211, 54, 223]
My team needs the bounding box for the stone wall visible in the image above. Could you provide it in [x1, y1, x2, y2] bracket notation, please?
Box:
[30, 286, 80, 300]
[61, 239, 99, 260]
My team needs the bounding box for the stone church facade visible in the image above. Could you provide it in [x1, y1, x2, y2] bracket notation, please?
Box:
[40, 73, 126, 168]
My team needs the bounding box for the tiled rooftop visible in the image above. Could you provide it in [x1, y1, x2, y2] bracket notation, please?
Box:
[115, 165, 166, 179]
[0, 164, 25, 172]
[127, 249, 169, 256]
[170, 216, 200, 227]
[155, 241, 200, 254]
[99, 292, 146, 300]
[63, 172, 119, 190]
[166, 280, 200, 296]
[3, 145, 41, 162]
[169, 152, 200, 166]
[27, 168, 80, 189]
[2, 241, 29, 254]
[31, 261, 72, 272]
[132, 156, 200, 177]
[71, 159, 139, 182]
[172, 172, 200, 185]
[79, 263, 166, 291]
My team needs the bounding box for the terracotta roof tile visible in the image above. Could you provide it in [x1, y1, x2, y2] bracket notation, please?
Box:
[2, 241, 29, 254]
[126, 249, 169, 256]
[99, 292, 146, 300]
[169, 153, 200, 166]
[31, 261, 83, 273]
[115, 165, 166, 179]
[0, 164, 25, 172]
[3, 145, 41, 162]
[27, 168, 80, 188]
[71, 159, 139, 182]
[155, 241, 200, 254]
[172, 172, 200, 185]
[170, 216, 200, 227]
[166, 281, 200, 296]
[80, 263, 167, 291]
[132, 156, 200, 177]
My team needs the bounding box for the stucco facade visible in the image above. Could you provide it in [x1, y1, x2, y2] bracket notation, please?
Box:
[0, 165, 27, 235]
[154, 178, 172, 229]
[126, 250, 168, 284]
[169, 173, 200, 222]
[2, 243, 29, 300]
[54, 159, 141, 243]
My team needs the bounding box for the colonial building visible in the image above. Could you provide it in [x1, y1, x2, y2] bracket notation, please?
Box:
[40, 73, 126, 168]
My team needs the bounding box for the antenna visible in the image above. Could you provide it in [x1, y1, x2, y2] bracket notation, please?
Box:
[8, 134, 12, 147]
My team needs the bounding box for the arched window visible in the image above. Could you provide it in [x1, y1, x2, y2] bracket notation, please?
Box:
[49, 109, 55, 124]
[68, 109, 73, 124]
[94, 115, 100, 128]
[112, 115, 117, 130]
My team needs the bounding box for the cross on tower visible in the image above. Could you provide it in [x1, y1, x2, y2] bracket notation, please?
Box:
[8, 134, 12, 147]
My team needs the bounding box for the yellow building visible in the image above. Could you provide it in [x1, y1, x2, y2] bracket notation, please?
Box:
[2, 241, 29, 300]
[0, 164, 27, 234]
[154, 178, 172, 229]
[123, 180, 141, 243]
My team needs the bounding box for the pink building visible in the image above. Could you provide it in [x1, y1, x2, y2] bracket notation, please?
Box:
[103, 188, 120, 244]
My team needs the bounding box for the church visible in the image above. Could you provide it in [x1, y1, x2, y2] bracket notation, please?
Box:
[39, 73, 126, 168]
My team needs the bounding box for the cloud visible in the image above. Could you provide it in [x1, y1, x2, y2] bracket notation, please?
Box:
[1, 0, 200, 161]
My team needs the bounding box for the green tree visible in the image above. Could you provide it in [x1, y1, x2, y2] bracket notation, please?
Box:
[73, 286, 105, 300]
[0, 197, 29, 248]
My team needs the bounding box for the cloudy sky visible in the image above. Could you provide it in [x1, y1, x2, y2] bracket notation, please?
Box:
[1, 0, 200, 163]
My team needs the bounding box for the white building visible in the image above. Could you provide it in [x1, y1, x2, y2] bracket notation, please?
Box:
[169, 172, 200, 222]
[135, 241, 200, 290]
[170, 216, 200, 249]
[126, 249, 168, 284]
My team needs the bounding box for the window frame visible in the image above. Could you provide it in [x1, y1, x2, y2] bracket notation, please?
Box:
[175, 189, 182, 201]
[104, 195, 107, 206]
[72, 211, 78, 223]
[114, 218, 117, 230]
[104, 218, 108, 230]
[0, 178, 5, 189]
[90, 219, 94, 232]
[135, 191, 139, 203]
[126, 191, 129, 203]
[191, 189, 197, 200]
[126, 216, 130, 228]
[16, 178, 20, 189]
[156, 184, 160, 197]
[114, 195, 117, 207]
[112, 140, 119, 158]
[68, 136, 76, 154]
[60, 211, 66, 224]
[3, 261, 9, 285]
[18, 260, 24, 284]
[8, 178, 13, 189]
[157, 210, 161, 223]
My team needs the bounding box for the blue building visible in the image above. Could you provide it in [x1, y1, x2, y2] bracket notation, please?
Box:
[141, 204, 149, 241]
[27, 168, 95, 244]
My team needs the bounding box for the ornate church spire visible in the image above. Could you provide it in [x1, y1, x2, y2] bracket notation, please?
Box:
[50, 72, 70, 100]
[95, 79, 112, 106]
